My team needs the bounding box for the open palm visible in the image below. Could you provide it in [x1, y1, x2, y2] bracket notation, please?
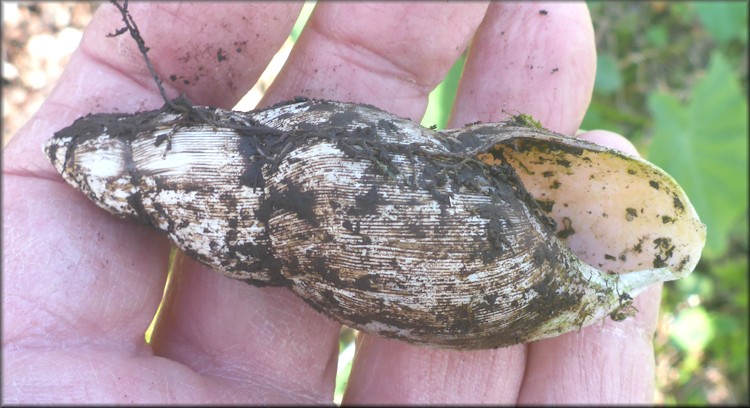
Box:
[4, 2, 661, 403]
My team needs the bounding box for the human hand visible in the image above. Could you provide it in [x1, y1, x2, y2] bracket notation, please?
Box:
[3, 2, 660, 403]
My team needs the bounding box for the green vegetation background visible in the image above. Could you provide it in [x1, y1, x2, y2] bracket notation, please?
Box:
[290, 2, 749, 405]
[581, 3, 747, 404]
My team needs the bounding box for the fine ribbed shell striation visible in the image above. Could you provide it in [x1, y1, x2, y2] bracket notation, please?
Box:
[43, 99, 706, 349]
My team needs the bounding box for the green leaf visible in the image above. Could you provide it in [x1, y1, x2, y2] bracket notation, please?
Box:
[710, 313, 749, 375]
[694, 2, 749, 45]
[646, 25, 668, 48]
[670, 306, 715, 353]
[671, 3, 697, 20]
[713, 256, 749, 308]
[647, 52, 748, 258]
[421, 54, 465, 129]
[581, 100, 649, 135]
[290, 1, 316, 42]
[333, 338, 355, 405]
[675, 271, 715, 301]
[594, 54, 622, 94]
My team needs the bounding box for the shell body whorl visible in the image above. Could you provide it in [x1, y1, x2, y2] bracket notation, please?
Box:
[44, 99, 706, 349]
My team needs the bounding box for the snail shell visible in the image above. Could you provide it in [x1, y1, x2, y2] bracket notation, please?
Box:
[44, 99, 706, 349]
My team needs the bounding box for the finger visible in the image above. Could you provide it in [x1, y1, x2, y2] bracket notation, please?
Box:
[517, 130, 661, 404]
[261, 2, 489, 119]
[343, 3, 598, 403]
[4, 0, 301, 397]
[5, 1, 300, 177]
[252, 3, 492, 404]
[150, 258, 341, 402]
[517, 285, 662, 404]
[344, 337, 525, 404]
[3, 175, 170, 351]
[450, 2, 596, 135]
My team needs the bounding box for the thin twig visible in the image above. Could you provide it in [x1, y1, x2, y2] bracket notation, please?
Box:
[107, 0, 184, 112]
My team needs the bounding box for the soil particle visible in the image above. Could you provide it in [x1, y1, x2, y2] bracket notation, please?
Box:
[556, 217, 576, 239]
[348, 185, 380, 217]
[626, 207, 638, 221]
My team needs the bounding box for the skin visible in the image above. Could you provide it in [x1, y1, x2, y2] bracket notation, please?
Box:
[3, 2, 661, 404]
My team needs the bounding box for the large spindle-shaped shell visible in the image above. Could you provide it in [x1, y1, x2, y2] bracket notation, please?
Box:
[44, 99, 705, 349]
